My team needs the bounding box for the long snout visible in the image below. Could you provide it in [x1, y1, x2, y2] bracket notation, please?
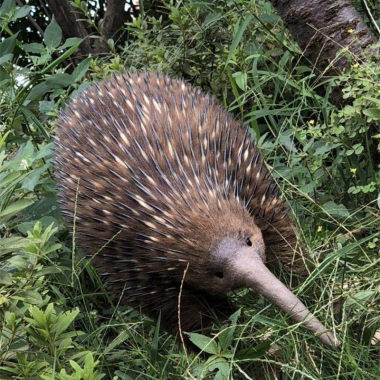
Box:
[233, 249, 340, 348]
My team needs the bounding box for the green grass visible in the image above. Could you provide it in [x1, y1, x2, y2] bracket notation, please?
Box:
[1, 0, 380, 379]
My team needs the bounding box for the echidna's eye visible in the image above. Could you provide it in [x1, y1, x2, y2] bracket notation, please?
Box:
[245, 237, 252, 247]
[215, 271, 224, 279]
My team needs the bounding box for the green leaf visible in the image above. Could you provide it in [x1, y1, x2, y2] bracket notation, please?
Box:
[21, 163, 50, 191]
[36, 265, 65, 276]
[44, 17, 62, 49]
[11, 5, 31, 21]
[44, 303, 55, 322]
[5, 311, 16, 327]
[84, 351, 99, 371]
[259, 12, 280, 24]
[0, 65, 11, 83]
[103, 331, 129, 355]
[34, 53, 50, 66]
[322, 201, 350, 218]
[69, 359, 83, 374]
[114, 371, 134, 380]
[0, 171, 24, 189]
[46, 73, 75, 88]
[346, 290, 375, 308]
[187, 332, 218, 354]
[218, 309, 241, 351]
[209, 360, 230, 380]
[0, 33, 19, 56]
[0, 199, 34, 218]
[19, 107, 52, 142]
[16, 140, 34, 159]
[0, 270, 12, 285]
[246, 108, 293, 119]
[0, 237, 42, 255]
[60, 37, 82, 49]
[16, 290, 43, 305]
[57, 336, 74, 352]
[51, 309, 79, 337]
[0, 131, 11, 149]
[0, 0, 15, 15]
[72, 56, 91, 82]
[203, 12, 222, 27]
[279, 132, 297, 153]
[363, 108, 380, 120]
[24, 81, 52, 103]
[233, 71, 247, 91]
[253, 314, 288, 328]
[39, 99, 56, 115]
[235, 341, 271, 360]
[0, 53, 13, 65]
[21, 42, 45, 54]
[40, 40, 82, 75]
[314, 143, 341, 156]
[225, 15, 252, 65]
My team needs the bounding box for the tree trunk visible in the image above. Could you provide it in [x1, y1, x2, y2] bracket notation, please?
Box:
[269, 0, 377, 78]
[93, 0, 129, 55]
[45, 0, 95, 62]
[45, 0, 129, 62]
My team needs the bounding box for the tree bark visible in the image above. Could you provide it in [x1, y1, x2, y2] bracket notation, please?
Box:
[45, 0, 130, 58]
[270, 0, 377, 75]
[94, 0, 129, 55]
[103, 0, 128, 41]
[45, 0, 95, 62]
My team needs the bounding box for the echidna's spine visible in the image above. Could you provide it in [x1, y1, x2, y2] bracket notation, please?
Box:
[53, 71, 303, 335]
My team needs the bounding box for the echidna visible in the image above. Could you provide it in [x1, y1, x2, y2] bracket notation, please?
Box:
[53, 71, 338, 348]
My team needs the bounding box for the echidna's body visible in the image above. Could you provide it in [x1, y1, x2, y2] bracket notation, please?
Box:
[53, 72, 338, 347]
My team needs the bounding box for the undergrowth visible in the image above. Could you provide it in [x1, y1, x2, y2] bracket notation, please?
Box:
[1, 0, 380, 379]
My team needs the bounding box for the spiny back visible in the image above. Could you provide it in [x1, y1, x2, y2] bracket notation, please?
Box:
[53, 71, 302, 334]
